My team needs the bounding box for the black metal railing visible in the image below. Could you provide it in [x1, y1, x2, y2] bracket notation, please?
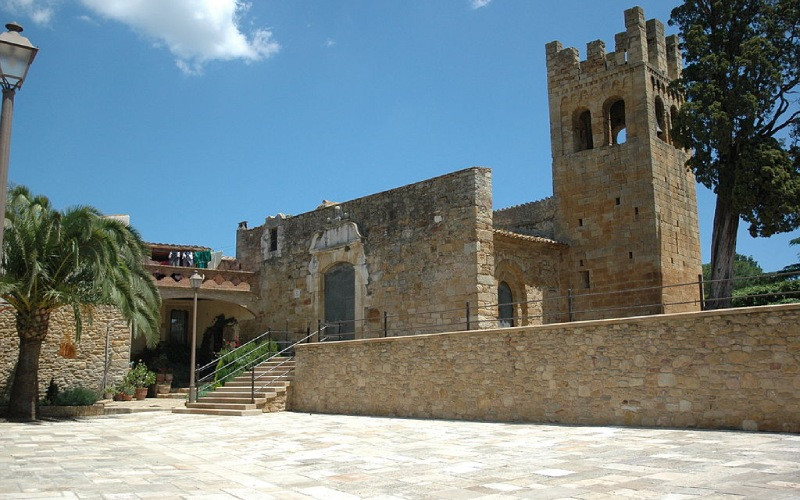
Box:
[247, 327, 326, 403]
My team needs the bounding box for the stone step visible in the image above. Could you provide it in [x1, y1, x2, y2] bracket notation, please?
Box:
[225, 380, 290, 388]
[197, 395, 272, 404]
[212, 386, 285, 395]
[172, 407, 263, 417]
[156, 392, 187, 399]
[253, 362, 295, 368]
[186, 402, 259, 411]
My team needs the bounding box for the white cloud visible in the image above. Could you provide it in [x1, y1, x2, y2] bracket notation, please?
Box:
[78, 0, 279, 74]
[324, 38, 335, 48]
[470, 0, 492, 9]
[1, 0, 57, 25]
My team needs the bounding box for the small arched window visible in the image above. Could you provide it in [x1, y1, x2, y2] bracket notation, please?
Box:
[573, 109, 593, 152]
[607, 99, 626, 145]
[498, 281, 514, 328]
[655, 96, 667, 142]
[670, 106, 681, 148]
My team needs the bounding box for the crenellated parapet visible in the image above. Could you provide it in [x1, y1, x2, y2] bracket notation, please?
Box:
[546, 7, 680, 84]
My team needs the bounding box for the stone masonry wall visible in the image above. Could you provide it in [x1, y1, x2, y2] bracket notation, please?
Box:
[236, 167, 495, 339]
[288, 303, 800, 433]
[0, 305, 131, 396]
[493, 197, 556, 239]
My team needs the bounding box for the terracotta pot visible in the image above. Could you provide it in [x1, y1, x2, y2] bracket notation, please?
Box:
[164, 373, 174, 384]
[114, 392, 132, 402]
[156, 383, 171, 395]
[134, 387, 148, 401]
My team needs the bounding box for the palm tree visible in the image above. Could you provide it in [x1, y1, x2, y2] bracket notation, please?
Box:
[1, 186, 161, 420]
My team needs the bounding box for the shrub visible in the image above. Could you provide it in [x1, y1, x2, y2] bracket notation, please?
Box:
[53, 387, 99, 406]
[732, 279, 800, 307]
[213, 340, 278, 387]
[41, 386, 99, 406]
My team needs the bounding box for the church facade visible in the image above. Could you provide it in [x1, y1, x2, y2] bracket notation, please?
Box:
[233, 6, 702, 341]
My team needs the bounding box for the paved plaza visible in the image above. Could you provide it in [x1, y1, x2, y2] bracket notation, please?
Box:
[1, 410, 800, 499]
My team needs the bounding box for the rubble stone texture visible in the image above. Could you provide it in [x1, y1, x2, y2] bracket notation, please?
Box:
[0, 305, 130, 395]
[287, 304, 800, 433]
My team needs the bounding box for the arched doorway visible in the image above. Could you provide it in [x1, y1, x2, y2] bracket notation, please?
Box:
[498, 281, 514, 328]
[324, 262, 355, 340]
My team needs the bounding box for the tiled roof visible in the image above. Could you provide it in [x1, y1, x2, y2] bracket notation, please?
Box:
[493, 229, 566, 246]
[146, 242, 212, 252]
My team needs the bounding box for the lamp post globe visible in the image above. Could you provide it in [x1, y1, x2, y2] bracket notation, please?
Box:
[188, 272, 204, 403]
[0, 22, 37, 263]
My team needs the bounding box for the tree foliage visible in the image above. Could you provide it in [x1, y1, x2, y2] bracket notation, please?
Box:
[702, 253, 764, 289]
[670, 0, 800, 307]
[0, 186, 160, 420]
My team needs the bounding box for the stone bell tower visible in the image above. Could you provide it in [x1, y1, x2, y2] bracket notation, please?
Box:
[546, 6, 701, 320]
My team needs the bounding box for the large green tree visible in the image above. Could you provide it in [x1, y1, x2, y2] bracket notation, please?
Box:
[670, 0, 800, 308]
[1, 186, 160, 421]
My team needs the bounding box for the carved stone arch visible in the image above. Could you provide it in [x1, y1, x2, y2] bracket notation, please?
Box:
[307, 220, 369, 339]
[603, 95, 627, 145]
[494, 260, 528, 327]
[572, 106, 594, 152]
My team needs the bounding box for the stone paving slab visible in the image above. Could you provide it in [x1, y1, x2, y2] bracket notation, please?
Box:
[0, 411, 799, 499]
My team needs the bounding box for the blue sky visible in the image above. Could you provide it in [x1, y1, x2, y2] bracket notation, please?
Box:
[0, 0, 797, 272]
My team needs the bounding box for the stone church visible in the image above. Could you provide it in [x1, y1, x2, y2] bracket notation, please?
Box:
[232, 6, 702, 341]
[0, 6, 706, 398]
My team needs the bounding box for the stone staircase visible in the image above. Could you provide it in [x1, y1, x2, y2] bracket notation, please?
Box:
[172, 357, 295, 416]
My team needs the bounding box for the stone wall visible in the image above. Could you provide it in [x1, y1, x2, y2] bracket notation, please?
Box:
[0, 305, 131, 396]
[287, 303, 800, 433]
[493, 197, 556, 239]
[236, 167, 496, 338]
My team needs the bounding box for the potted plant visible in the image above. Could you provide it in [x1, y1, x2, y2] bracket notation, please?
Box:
[113, 382, 134, 401]
[124, 362, 156, 401]
[102, 384, 115, 400]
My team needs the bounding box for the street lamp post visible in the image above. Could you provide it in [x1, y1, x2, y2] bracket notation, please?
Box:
[0, 22, 37, 262]
[188, 271, 204, 403]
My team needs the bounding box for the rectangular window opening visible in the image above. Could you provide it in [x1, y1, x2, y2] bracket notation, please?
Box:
[578, 218, 584, 227]
[269, 227, 278, 252]
[629, 252, 633, 259]
[580, 271, 591, 289]
[615, 197, 621, 205]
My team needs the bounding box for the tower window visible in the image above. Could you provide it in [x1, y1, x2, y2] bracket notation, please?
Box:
[606, 99, 626, 145]
[573, 109, 594, 152]
[578, 218, 584, 227]
[615, 197, 621, 205]
[670, 105, 681, 148]
[655, 96, 667, 142]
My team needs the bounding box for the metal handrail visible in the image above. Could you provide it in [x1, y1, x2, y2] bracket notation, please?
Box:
[248, 326, 328, 403]
[196, 328, 275, 387]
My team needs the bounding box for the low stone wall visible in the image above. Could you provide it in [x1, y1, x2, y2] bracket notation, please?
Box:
[0, 305, 131, 396]
[287, 303, 800, 432]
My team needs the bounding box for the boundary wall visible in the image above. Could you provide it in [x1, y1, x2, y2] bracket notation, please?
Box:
[0, 305, 131, 396]
[287, 304, 800, 433]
